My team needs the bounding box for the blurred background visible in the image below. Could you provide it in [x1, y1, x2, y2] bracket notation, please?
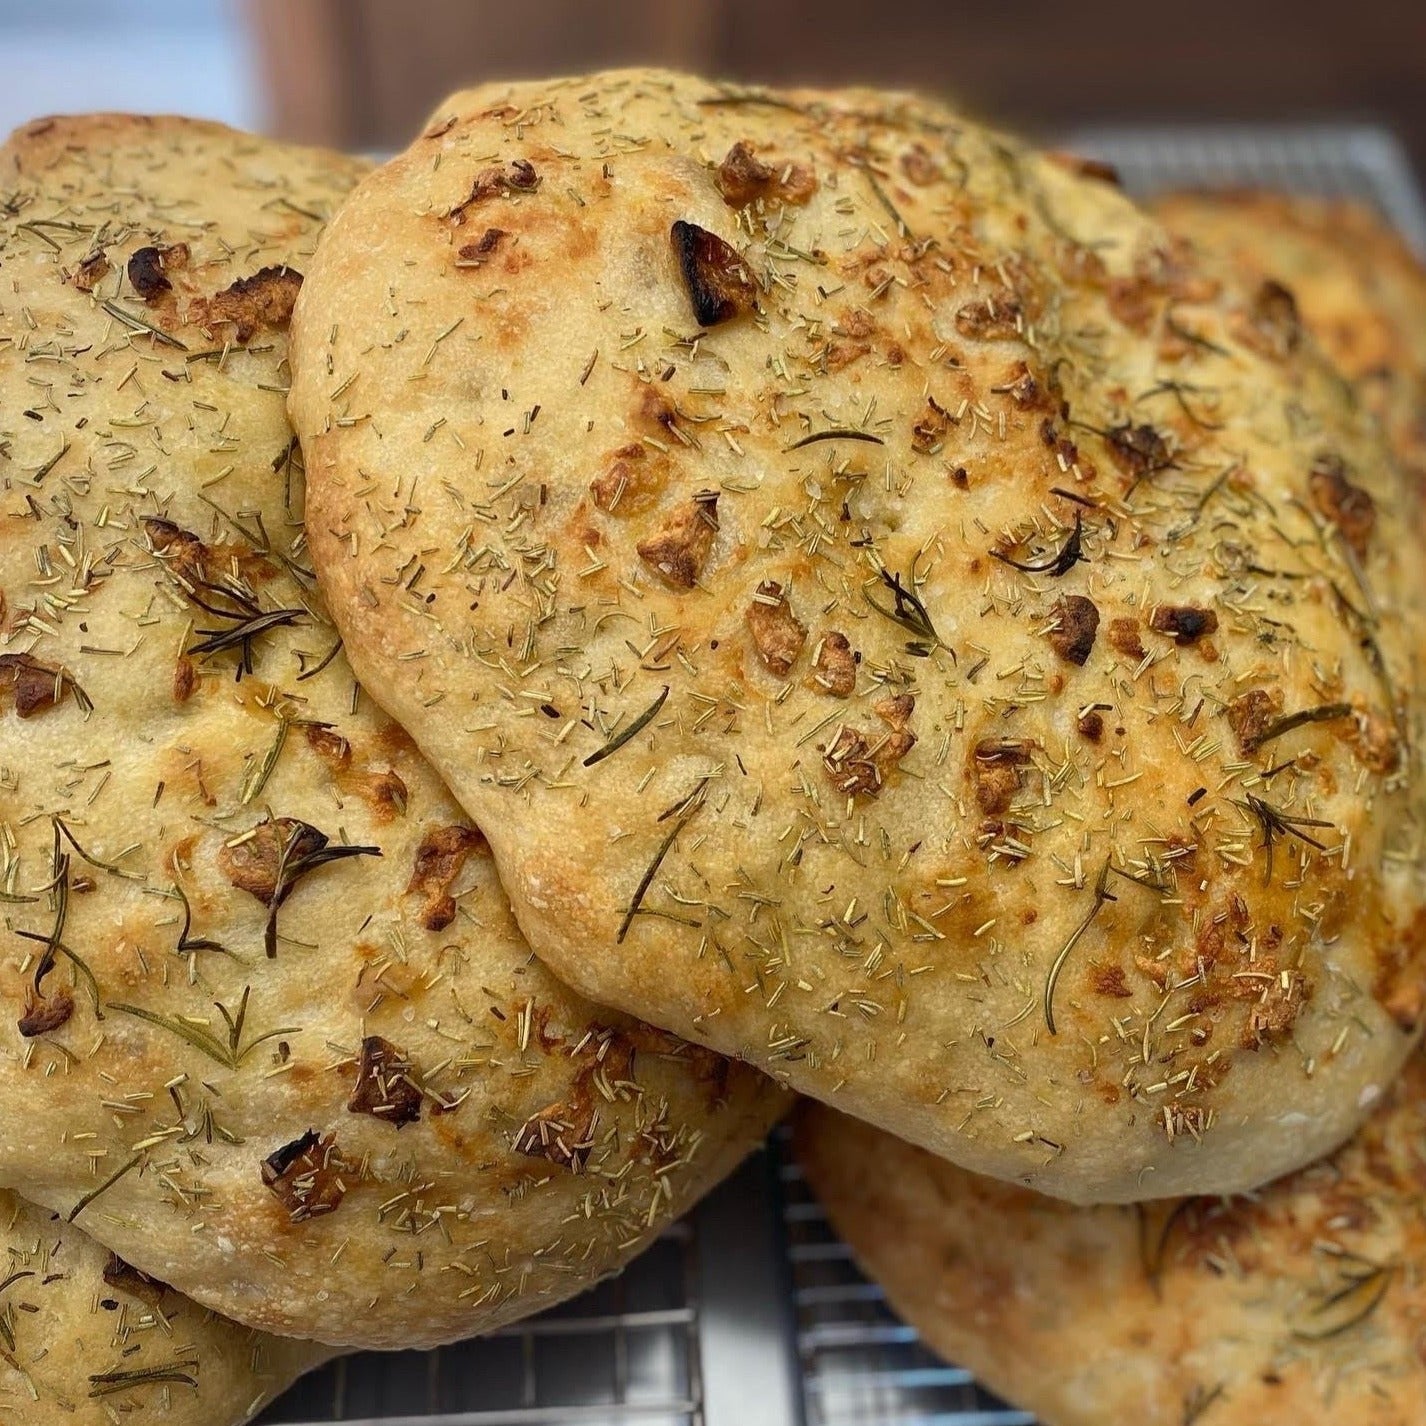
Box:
[2, 0, 1425, 170]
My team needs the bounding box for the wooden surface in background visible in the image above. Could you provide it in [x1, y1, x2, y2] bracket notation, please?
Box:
[248, 0, 1426, 171]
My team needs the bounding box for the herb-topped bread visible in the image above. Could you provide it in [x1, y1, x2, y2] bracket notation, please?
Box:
[792, 189, 1426, 1426]
[0, 112, 784, 1349]
[1, 1188, 329, 1424]
[1152, 190, 1426, 506]
[795, 1053, 1426, 1426]
[289, 70, 1426, 1204]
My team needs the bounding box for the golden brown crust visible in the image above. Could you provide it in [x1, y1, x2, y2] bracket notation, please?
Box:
[0, 1188, 327, 1425]
[0, 111, 785, 1349]
[291, 70, 1426, 1204]
[1153, 191, 1426, 515]
[795, 1062, 1426, 1426]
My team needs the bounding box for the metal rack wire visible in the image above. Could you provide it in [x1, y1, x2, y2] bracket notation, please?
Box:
[262, 1223, 704, 1426]
[1066, 121, 1426, 251]
[780, 1154, 1030, 1426]
[258, 123, 1425, 1426]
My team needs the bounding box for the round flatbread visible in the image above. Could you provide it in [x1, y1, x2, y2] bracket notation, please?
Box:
[795, 1055, 1426, 1426]
[1, 1187, 328, 1425]
[1153, 190, 1426, 499]
[290, 69, 1426, 1204]
[0, 113, 783, 1349]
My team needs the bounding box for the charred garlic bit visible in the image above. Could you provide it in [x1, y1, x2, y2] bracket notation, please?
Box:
[514, 1033, 637, 1172]
[447, 158, 539, 224]
[972, 740, 1034, 816]
[636, 490, 719, 587]
[348, 1035, 423, 1126]
[670, 220, 758, 326]
[0, 652, 90, 717]
[126, 244, 174, 301]
[261, 1130, 348, 1221]
[1147, 603, 1218, 646]
[1046, 594, 1100, 666]
[405, 824, 484, 931]
[189, 264, 303, 344]
[218, 816, 380, 957]
[746, 580, 807, 675]
[811, 632, 858, 697]
[715, 140, 816, 208]
[821, 696, 917, 799]
[1308, 452, 1377, 558]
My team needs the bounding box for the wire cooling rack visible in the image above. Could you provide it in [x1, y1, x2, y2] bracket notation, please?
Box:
[257, 123, 1425, 1426]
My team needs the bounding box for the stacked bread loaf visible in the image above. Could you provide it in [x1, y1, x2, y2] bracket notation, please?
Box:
[2, 71, 1422, 1424]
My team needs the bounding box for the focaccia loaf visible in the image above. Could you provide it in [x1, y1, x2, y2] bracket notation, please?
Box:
[1152, 190, 1426, 505]
[290, 70, 1426, 1204]
[796, 1057, 1426, 1426]
[0, 112, 784, 1349]
[0, 1188, 328, 1425]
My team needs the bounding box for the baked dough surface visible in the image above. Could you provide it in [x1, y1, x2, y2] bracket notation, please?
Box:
[291, 70, 1426, 1203]
[1153, 190, 1426, 507]
[796, 1054, 1426, 1426]
[0, 1187, 328, 1425]
[0, 112, 783, 1349]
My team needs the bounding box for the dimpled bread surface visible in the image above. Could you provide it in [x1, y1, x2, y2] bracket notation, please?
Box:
[796, 1053, 1426, 1426]
[290, 70, 1426, 1204]
[1153, 190, 1426, 505]
[0, 1187, 330, 1425]
[0, 111, 784, 1350]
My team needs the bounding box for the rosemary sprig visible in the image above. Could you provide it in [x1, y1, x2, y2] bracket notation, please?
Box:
[1049, 485, 1099, 509]
[1236, 794, 1335, 885]
[1136, 1198, 1194, 1289]
[171, 882, 232, 958]
[53, 814, 141, 878]
[89, 1357, 200, 1397]
[1139, 379, 1225, 431]
[584, 685, 670, 767]
[31, 438, 69, 484]
[188, 607, 305, 675]
[262, 826, 381, 958]
[18, 838, 101, 1017]
[696, 91, 809, 114]
[990, 512, 1085, 577]
[1165, 311, 1229, 357]
[99, 299, 187, 350]
[866, 565, 949, 659]
[617, 778, 710, 943]
[1182, 1383, 1227, 1426]
[784, 428, 886, 451]
[1044, 859, 1116, 1035]
[854, 161, 912, 237]
[241, 717, 290, 804]
[15, 220, 60, 250]
[1243, 702, 1352, 751]
[1330, 580, 1404, 738]
[109, 986, 298, 1070]
[1292, 1264, 1394, 1340]
[296, 637, 343, 682]
[67, 1151, 142, 1223]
